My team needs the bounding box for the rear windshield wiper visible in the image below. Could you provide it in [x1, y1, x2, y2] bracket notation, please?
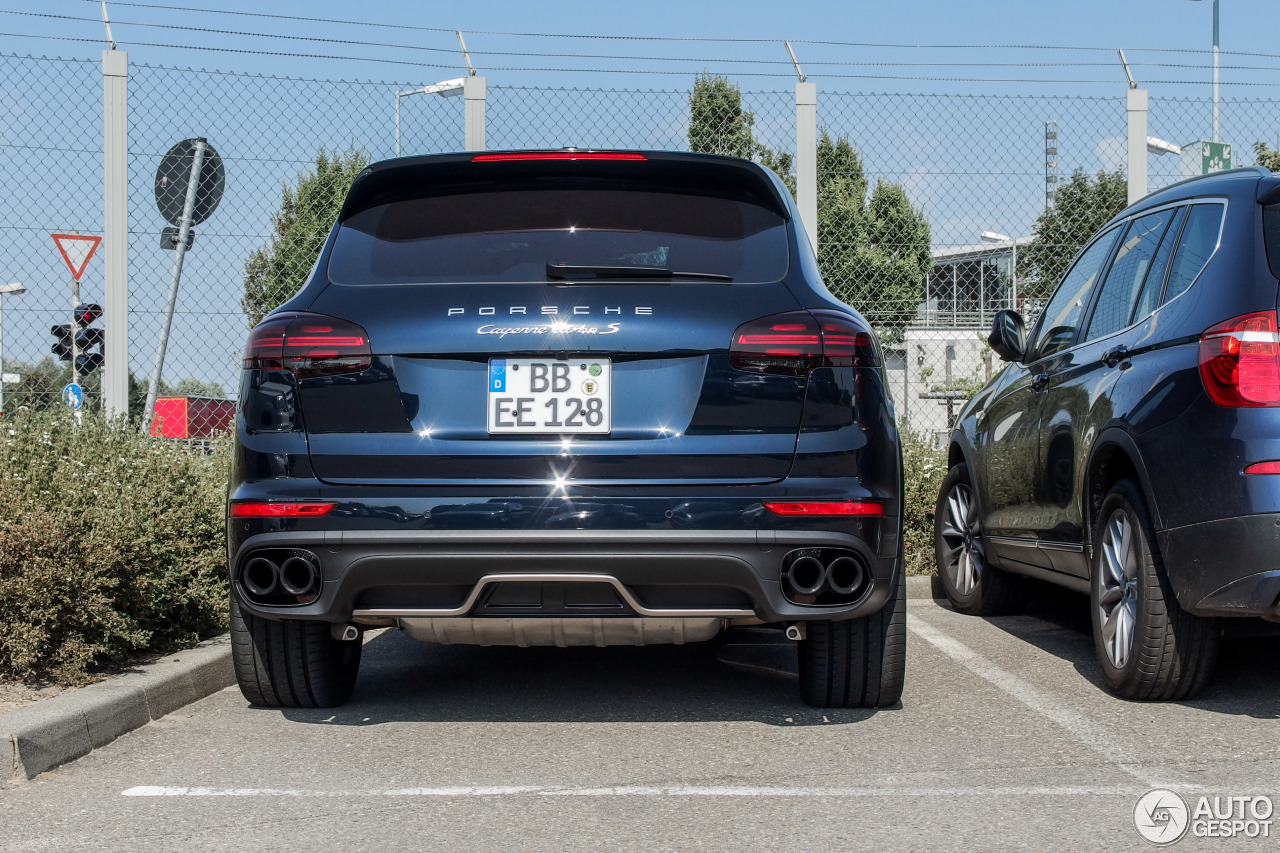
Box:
[545, 262, 732, 282]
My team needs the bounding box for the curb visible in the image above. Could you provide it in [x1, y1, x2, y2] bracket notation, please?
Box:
[906, 574, 945, 600]
[2, 634, 233, 781]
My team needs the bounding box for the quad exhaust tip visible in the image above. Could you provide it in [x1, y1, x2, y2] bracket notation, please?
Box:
[781, 549, 868, 603]
[242, 557, 280, 597]
[240, 550, 322, 605]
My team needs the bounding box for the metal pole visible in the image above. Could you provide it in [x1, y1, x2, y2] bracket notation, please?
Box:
[0, 292, 6, 416]
[952, 262, 962, 325]
[794, 81, 818, 254]
[143, 138, 206, 433]
[1011, 241, 1018, 313]
[102, 49, 129, 419]
[70, 274, 81, 398]
[979, 258, 985, 329]
[395, 90, 401, 157]
[1126, 88, 1149, 204]
[1212, 0, 1220, 142]
[464, 76, 486, 151]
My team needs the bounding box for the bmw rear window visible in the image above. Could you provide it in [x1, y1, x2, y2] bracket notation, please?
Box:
[327, 187, 789, 285]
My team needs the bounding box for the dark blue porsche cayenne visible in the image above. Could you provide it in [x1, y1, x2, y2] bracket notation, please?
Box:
[227, 150, 905, 709]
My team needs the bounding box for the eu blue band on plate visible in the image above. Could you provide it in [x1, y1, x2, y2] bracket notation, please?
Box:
[489, 359, 506, 392]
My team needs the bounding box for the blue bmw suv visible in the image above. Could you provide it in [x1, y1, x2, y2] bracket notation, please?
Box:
[938, 166, 1280, 700]
[227, 150, 905, 709]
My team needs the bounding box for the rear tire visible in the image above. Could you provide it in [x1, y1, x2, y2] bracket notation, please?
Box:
[230, 596, 362, 708]
[1090, 478, 1219, 700]
[798, 568, 905, 708]
[935, 463, 1019, 616]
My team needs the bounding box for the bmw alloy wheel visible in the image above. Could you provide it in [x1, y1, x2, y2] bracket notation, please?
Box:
[940, 483, 984, 596]
[1097, 509, 1139, 669]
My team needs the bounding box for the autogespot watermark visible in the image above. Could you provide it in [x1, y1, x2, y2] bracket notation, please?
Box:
[1135, 790, 1275, 845]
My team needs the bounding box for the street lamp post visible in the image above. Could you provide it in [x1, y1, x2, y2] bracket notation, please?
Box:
[394, 78, 466, 157]
[1191, 0, 1220, 142]
[0, 281, 27, 416]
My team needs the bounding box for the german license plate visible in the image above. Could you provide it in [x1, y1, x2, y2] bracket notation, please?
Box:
[487, 358, 611, 434]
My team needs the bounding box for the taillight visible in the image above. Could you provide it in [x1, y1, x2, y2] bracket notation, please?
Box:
[1244, 461, 1280, 474]
[729, 310, 879, 376]
[229, 502, 336, 518]
[243, 312, 372, 379]
[762, 500, 883, 517]
[1198, 310, 1280, 407]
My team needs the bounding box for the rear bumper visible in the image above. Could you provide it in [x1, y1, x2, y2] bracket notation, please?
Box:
[1160, 513, 1280, 618]
[229, 528, 898, 625]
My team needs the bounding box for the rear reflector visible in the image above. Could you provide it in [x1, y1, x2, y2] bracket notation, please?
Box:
[471, 151, 647, 162]
[230, 502, 336, 518]
[730, 310, 880, 376]
[1198, 310, 1280, 407]
[243, 312, 372, 379]
[1244, 461, 1280, 475]
[763, 501, 883, 517]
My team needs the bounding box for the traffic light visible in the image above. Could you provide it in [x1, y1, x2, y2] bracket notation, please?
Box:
[51, 324, 73, 361]
[50, 304, 105, 374]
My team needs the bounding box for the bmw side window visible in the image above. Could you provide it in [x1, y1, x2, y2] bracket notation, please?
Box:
[1084, 208, 1176, 342]
[1162, 203, 1225, 303]
[1029, 227, 1120, 359]
[1129, 206, 1186, 324]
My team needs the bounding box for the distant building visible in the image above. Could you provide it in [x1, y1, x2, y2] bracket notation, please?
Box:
[884, 232, 1032, 442]
[919, 233, 1033, 329]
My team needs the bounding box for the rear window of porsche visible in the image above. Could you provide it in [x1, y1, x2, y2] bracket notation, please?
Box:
[327, 186, 789, 285]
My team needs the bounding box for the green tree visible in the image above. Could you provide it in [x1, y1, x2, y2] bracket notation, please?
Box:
[687, 74, 795, 193]
[688, 73, 758, 159]
[686, 80, 931, 336]
[816, 132, 931, 335]
[1255, 141, 1280, 172]
[1019, 168, 1126, 301]
[1, 359, 221, 422]
[242, 147, 370, 328]
[172, 377, 226, 399]
[2, 357, 73, 414]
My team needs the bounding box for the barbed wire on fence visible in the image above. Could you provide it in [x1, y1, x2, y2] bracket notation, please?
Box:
[1, 51, 1277, 439]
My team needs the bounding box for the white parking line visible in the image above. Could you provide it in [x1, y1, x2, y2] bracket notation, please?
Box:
[122, 784, 1149, 798]
[907, 613, 1172, 789]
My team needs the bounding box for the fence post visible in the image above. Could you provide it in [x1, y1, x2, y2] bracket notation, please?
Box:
[102, 49, 129, 419]
[1126, 87, 1148, 205]
[464, 76, 486, 151]
[795, 81, 818, 253]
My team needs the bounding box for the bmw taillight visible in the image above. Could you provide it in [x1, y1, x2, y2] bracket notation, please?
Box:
[1198, 310, 1280, 407]
[243, 312, 372, 379]
[729, 310, 879, 376]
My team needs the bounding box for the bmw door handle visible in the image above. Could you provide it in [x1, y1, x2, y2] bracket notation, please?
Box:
[1031, 373, 1049, 392]
[1101, 345, 1130, 368]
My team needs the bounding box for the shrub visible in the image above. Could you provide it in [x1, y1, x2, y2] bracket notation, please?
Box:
[0, 409, 229, 684]
[900, 430, 947, 575]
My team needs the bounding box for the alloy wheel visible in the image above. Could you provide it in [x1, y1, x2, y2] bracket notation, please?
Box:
[1097, 509, 1139, 669]
[940, 483, 984, 596]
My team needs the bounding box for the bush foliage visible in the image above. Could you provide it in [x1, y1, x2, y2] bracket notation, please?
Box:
[0, 410, 230, 684]
[901, 430, 947, 576]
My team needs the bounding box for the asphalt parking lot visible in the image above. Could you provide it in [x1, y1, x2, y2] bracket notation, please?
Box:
[3, 583, 1278, 852]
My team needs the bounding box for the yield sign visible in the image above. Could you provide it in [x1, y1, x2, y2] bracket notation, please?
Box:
[51, 233, 103, 282]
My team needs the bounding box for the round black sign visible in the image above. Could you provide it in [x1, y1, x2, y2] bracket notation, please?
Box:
[154, 138, 225, 227]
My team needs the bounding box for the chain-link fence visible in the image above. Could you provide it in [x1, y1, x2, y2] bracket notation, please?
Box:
[1, 52, 1276, 440]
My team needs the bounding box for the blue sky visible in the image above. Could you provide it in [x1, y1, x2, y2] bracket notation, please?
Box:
[3, 0, 1278, 96]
